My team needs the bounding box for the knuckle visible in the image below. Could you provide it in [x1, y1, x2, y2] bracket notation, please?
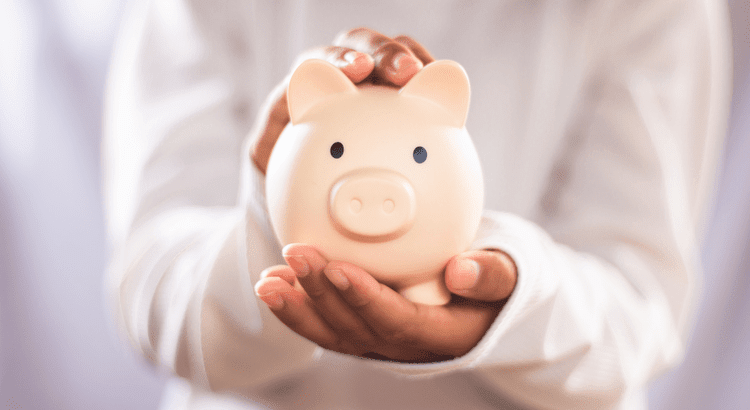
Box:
[393, 34, 415, 44]
[335, 27, 391, 50]
[374, 41, 408, 56]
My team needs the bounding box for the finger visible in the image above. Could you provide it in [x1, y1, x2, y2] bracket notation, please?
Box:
[248, 81, 289, 174]
[361, 350, 456, 364]
[254, 276, 305, 308]
[334, 27, 423, 86]
[327, 47, 375, 84]
[436, 297, 503, 357]
[445, 250, 517, 301]
[281, 243, 328, 279]
[325, 261, 502, 358]
[249, 48, 374, 175]
[371, 42, 423, 87]
[260, 264, 297, 286]
[283, 245, 379, 351]
[322, 261, 427, 345]
[293, 46, 375, 84]
[254, 276, 354, 353]
[333, 27, 392, 54]
[393, 35, 435, 65]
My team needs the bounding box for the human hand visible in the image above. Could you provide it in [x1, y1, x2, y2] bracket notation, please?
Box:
[249, 28, 435, 174]
[254, 244, 517, 363]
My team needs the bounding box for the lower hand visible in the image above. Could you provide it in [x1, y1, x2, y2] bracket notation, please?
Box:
[249, 28, 435, 174]
[254, 244, 517, 363]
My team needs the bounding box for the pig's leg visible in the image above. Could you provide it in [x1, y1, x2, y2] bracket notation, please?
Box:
[399, 279, 451, 306]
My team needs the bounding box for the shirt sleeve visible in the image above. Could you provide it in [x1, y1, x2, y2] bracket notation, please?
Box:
[375, 0, 731, 408]
[103, 0, 319, 392]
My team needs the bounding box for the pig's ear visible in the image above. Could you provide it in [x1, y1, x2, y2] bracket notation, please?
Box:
[287, 59, 357, 124]
[400, 60, 470, 128]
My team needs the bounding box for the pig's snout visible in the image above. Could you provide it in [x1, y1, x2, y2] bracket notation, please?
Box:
[329, 169, 416, 242]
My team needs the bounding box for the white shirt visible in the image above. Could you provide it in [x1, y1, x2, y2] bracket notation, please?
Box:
[102, 0, 731, 409]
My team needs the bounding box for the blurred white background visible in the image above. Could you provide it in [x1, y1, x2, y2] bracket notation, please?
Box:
[0, 1, 747, 409]
[0, 1, 166, 409]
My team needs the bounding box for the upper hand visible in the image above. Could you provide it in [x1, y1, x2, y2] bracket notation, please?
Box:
[254, 244, 517, 363]
[249, 28, 435, 174]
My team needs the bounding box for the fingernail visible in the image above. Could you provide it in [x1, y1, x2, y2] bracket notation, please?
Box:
[324, 268, 350, 290]
[338, 51, 370, 68]
[286, 255, 310, 278]
[388, 53, 421, 85]
[393, 53, 420, 71]
[259, 292, 285, 310]
[452, 259, 480, 290]
[393, 53, 415, 70]
[344, 50, 359, 65]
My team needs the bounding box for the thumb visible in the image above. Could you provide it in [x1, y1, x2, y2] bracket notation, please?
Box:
[445, 250, 517, 302]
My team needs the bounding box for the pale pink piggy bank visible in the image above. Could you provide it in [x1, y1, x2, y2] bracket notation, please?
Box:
[265, 59, 484, 306]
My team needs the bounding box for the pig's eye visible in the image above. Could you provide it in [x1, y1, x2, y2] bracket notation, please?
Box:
[330, 142, 344, 159]
[413, 146, 427, 164]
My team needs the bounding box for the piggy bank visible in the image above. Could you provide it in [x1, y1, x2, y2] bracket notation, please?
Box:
[265, 59, 484, 305]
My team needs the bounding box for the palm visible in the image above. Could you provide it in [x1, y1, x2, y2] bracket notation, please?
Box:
[255, 244, 511, 362]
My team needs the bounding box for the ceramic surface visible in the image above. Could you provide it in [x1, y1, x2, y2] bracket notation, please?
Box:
[265, 59, 484, 305]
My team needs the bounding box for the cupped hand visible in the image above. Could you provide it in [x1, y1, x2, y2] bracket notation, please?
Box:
[254, 244, 517, 363]
[249, 28, 435, 174]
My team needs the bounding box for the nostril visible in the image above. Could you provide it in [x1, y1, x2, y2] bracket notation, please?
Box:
[350, 198, 362, 213]
[329, 169, 416, 242]
[383, 199, 395, 213]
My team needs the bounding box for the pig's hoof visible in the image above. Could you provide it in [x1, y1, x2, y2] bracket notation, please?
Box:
[399, 279, 451, 306]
